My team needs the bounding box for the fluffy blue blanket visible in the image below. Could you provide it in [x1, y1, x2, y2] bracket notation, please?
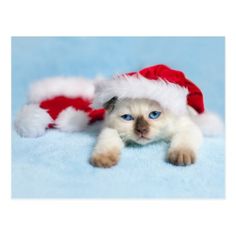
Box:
[12, 37, 225, 198]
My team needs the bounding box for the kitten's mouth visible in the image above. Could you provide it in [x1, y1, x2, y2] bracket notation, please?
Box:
[136, 134, 150, 140]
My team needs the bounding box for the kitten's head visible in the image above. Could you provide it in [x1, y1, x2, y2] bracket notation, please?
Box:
[104, 97, 170, 145]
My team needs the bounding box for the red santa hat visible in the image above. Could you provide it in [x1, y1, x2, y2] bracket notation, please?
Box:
[15, 77, 105, 137]
[92, 64, 223, 136]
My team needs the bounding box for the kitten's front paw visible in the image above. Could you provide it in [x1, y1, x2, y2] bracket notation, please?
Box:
[90, 151, 119, 168]
[168, 148, 196, 166]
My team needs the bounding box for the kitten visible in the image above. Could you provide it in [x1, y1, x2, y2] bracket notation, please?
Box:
[90, 97, 202, 168]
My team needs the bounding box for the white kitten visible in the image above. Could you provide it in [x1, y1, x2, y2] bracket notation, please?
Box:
[90, 98, 203, 168]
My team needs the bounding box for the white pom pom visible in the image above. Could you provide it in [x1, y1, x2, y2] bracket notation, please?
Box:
[14, 104, 53, 137]
[191, 111, 224, 136]
[55, 107, 89, 132]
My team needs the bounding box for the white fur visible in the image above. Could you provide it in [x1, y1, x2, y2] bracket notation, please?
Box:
[55, 107, 89, 132]
[169, 116, 203, 154]
[92, 127, 124, 155]
[190, 111, 224, 136]
[92, 75, 189, 115]
[28, 77, 95, 103]
[14, 104, 53, 137]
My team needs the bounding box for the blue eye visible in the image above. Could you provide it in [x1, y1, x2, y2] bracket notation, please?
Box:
[148, 111, 161, 119]
[121, 114, 134, 121]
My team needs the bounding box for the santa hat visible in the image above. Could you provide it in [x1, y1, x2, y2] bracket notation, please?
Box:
[14, 77, 105, 137]
[92, 64, 224, 136]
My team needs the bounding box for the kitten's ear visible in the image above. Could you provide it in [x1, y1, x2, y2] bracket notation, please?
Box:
[103, 96, 118, 112]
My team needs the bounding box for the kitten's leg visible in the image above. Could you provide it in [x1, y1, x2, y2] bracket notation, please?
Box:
[90, 127, 124, 168]
[167, 116, 203, 166]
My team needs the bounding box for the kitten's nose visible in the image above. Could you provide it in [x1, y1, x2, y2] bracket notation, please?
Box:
[135, 126, 149, 135]
[135, 116, 149, 136]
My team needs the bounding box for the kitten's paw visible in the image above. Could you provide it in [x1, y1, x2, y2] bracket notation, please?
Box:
[168, 148, 196, 166]
[90, 150, 119, 168]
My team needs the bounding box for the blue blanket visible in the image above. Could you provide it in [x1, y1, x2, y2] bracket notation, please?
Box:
[12, 37, 225, 198]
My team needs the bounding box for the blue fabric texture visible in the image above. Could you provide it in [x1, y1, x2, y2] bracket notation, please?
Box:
[12, 37, 225, 198]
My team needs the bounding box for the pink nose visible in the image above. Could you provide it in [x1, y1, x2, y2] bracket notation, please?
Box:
[135, 126, 149, 135]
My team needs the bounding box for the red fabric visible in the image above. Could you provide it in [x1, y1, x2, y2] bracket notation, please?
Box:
[88, 109, 105, 123]
[40, 96, 105, 127]
[126, 64, 205, 113]
[40, 96, 91, 120]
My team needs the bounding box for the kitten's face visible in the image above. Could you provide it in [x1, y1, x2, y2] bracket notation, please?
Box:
[105, 98, 169, 145]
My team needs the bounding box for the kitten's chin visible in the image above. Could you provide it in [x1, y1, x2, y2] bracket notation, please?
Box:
[133, 137, 153, 145]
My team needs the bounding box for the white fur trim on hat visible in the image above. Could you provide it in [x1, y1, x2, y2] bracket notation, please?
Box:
[191, 111, 224, 136]
[55, 107, 89, 132]
[28, 77, 95, 103]
[92, 75, 189, 115]
[14, 104, 53, 138]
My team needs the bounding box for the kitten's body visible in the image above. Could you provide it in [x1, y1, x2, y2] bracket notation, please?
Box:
[91, 98, 202, 167]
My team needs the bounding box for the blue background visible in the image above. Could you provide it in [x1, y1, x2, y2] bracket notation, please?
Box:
[12, 37, 225, 198]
